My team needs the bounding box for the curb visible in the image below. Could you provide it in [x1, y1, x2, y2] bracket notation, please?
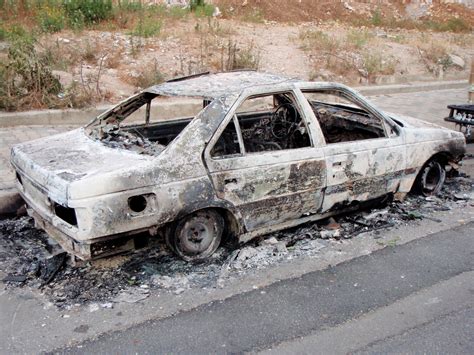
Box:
[356, 79, 468, 96]
[0, 80, 468, 128]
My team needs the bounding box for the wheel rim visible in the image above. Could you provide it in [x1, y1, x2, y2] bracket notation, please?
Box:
[177, 217, 216, 255]
[421, 162, 445, 195]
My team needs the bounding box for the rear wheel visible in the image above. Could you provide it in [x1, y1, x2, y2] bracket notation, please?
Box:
[415, 160, 446, 196]
[166, 210, 224, 261]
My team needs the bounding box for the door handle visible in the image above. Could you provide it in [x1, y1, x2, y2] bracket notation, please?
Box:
[224, 178, 238, 185]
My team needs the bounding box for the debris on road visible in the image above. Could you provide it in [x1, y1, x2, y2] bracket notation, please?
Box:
[0, 176, 472, 308]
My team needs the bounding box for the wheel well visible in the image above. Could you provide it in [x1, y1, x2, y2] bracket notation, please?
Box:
[211, 207, 242, 240]
[428, 152, 451, 166]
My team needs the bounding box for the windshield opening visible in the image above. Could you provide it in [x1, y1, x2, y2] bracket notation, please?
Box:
[86, 93, 209, 155]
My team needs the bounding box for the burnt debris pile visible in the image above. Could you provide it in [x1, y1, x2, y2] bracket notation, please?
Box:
[0, 176, 472, 307]
[91, 124, 165, 155]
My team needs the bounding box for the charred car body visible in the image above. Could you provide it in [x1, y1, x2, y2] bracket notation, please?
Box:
[11, 71, 466, 261]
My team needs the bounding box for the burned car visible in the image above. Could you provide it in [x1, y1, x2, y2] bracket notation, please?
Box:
[11, 71, 465, 261]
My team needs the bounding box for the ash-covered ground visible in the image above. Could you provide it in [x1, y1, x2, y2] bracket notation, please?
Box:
[1, 176, 472, 308]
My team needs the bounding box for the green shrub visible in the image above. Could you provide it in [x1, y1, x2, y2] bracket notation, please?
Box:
[190, 0, 205, 11]
[63, 0, 113, 27]
[371, 9, 382, 26]
[190, 0, 214, 17]
[117, 0, 144, 12]
[38, 6, 65, 33]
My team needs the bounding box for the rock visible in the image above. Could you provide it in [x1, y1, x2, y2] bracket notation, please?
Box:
[151, 275, 189, 291]
[343, 2, 355, 12]
[275, 242, 288, 255]
[454, 193, 470, 200]
[236, 246, 259, 261]
[174, 288, 185, 295]
[320, 229, 341, 239]
[260, 237, 279, 246]
[448, 54, 465, 69]
[113, 288, 149, 303]
[213, 6, 221, 17]
[88, 303, 100, 312]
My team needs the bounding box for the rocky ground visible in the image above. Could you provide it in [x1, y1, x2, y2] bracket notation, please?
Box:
[1, 174, 472, 310]
[42, 19, 473, 104]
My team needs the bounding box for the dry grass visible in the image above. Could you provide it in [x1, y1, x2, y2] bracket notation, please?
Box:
[121, 59, 165, 89]
[346, 29, 374, 50]
[298, 29, 340, 54]
[361, 50, 397, 83]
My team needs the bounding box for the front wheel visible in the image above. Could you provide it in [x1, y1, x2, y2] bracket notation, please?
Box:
[165, 210, 224, 261]
[415, 160, 446, 196]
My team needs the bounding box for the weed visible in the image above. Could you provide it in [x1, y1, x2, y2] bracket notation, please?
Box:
[299, 29, 339, 54]
[376, 237, 400, 247]
[424, 18, 471, 33]
[371, 9, 382, 26]
[219, 40, 260, 71]
[0, 36, 62, 111]
[129, 34, 143, 58]
[169, 6, 189, 19]
[361, 50, 396, 83]
[346, 29, 373, 49]
[116, 0, 144, 12]
[81, 39, 97, 63]
[105, 50, 122, 69]
[243, 8, 264, 23]
[0, 24, 35, 43]
[128, 59, 165, 88]
[130, 15, 162, 38]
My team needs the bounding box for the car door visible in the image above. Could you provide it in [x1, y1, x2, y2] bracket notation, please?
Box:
[299, 87, 406, 212]
[204, 89, 327, 232]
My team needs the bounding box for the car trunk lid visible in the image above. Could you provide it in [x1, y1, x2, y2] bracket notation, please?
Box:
[11, 129, 154, 204]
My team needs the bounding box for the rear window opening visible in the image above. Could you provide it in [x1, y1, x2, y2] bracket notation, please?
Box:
[54, 203, 78, 226]
[87, 94, 206, 155]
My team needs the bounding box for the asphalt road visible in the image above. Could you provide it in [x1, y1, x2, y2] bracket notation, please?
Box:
[61, 222, 474, 354]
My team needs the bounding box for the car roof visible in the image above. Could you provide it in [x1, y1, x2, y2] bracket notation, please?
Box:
[145, 71, 298, 99]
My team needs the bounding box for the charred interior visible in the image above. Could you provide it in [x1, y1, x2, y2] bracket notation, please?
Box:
[88, 88, 387, 157]
[310, 101, 384, 143]
[87, 92, 195, 155]
[212, 92, 311, 157]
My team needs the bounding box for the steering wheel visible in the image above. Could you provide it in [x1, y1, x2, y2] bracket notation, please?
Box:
[270, 103, 298, 139]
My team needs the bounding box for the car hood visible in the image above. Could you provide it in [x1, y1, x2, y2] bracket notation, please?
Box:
[11, 129, 155, 203]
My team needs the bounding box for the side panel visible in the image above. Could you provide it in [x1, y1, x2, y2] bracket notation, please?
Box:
[322, 136, 406, 211]
[207, 148, 327, 231]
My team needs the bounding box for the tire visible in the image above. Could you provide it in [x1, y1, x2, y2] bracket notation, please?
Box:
[415, 160, 446, 196]
[165, 210, 224, 261]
